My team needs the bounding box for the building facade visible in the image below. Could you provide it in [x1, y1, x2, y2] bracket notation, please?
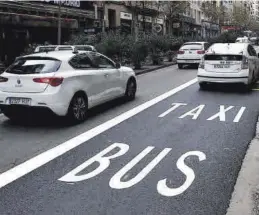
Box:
[0, 0, 96, 65]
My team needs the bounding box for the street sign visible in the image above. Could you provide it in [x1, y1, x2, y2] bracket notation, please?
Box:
[153, 24, 162, 33]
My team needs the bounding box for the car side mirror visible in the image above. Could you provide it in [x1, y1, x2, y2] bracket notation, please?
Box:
[115, 62, 121, 69]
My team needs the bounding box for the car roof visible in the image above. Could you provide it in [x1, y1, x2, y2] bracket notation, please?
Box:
[20, 50, 93, 61]
[184, 42, 207, 44]
[207, 43, 248, 55]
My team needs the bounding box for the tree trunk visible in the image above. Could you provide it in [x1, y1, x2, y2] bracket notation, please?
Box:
[168, 19, 172, 35]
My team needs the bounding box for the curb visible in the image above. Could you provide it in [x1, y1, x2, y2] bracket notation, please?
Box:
[135, 62, 176, 76]
[226, 116, 259, 215]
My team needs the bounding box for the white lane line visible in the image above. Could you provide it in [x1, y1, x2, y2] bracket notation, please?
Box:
[233, 107, 246, 123]
[0, 78, 197, 189]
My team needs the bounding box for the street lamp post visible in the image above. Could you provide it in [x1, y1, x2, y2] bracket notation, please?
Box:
[57, 1, 61, 45]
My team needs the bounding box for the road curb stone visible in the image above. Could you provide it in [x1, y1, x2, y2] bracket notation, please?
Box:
[226, 116, 259, 215]
[135, 62, 176, 76]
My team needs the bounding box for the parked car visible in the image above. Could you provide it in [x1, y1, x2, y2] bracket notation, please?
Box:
[235, 37, 250, 43]
[177, 42, 210, 69]
[0, 50, 137, 123]
[34, 45, 96, 53]
[197, 43, 259, 90]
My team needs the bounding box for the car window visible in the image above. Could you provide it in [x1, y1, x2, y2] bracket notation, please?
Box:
[91, 54, 115, 69]
[204, 43, 210, 50]
[69, 53, 94, 69]
[75, 46, 94, 51]
[5, 58, 61, 74]
[181, 44, 203, 50]
[57, 46, 73, 51]
[250, 46, 257, 56]
[37, 46, 57, 53]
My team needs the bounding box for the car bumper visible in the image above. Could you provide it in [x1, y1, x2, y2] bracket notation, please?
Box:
[177, 59, 201, 64]
[197, 69, 249, 84]
[0, 91, 69, 116]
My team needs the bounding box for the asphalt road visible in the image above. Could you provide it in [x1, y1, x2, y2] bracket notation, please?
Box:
[1, 65, 259, 215]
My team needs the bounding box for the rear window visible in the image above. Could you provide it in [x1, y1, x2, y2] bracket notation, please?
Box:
[57, 46, 73, 51]
[204, 55, 243, 61]
[75, 46, 94, 51]
[181, 44, 203, 50]
[5, 58, 61, 74]
[37, 47, 56, 52]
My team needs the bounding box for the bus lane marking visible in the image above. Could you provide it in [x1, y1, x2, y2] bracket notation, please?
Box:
[59, 143, 206, 197]
[0, 78, 197, 189]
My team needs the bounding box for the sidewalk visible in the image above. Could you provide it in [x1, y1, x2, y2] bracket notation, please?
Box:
[133, 60, 177, 76]
[227, 117, 259, 215]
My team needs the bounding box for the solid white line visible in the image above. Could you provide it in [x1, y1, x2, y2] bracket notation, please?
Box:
[0, 78, 197, 189]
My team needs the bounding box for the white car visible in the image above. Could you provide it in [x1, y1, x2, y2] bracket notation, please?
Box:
[177, 42, 210, 69]
[197, 43, 259, 89]
[235, 37, 250, 44]
[34, 45, 97, 53]
[0, 50, 137, 123]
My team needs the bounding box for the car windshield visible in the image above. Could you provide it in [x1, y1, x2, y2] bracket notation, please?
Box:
[181, 44, 203, 50]
[5, 58, 61, 74]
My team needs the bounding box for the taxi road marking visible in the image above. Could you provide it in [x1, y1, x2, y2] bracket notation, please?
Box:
[0, 78, 197, 189]
[159, 103, 246, 123]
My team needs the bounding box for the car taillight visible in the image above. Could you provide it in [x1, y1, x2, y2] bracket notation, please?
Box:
[33, 77, 63, 87]
[178, 50, 185, 54]
[0, 76, 8, 82]
[199, 57, 205, 69]
[241, 56, 249, 69]
[197, 50, 205, 54]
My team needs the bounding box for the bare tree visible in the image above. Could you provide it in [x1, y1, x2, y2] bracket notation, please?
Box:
[231, 4, 251, 30]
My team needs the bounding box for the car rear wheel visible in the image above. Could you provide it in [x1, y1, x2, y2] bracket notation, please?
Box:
[178, 64, 183, 69]
[125, 78, 137, 101]
[67, 93, 88, 124]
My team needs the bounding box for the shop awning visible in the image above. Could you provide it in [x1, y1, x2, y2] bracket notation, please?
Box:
[0, 11, 78, 29]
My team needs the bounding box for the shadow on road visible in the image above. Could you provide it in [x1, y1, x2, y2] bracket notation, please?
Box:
[199, 83, 255, 94]
[1, 97, 134, 128]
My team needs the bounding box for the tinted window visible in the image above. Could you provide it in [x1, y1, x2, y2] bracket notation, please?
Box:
[181, 44, 203, 50]
[91, 54, 115, 69]
[69, 54, 93, 69]
[204, 43, 210, 50]
[38, 47, 56, 52]
[249, 45, 257, 56]
[204, 55, 243, 61]
[57, 46, 73, 51]
[75, 46, 94, 51]
[5, 58, 61, 74]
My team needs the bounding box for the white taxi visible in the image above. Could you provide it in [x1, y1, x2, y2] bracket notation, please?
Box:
[0, 50, 136, 123]
[177, 42, 210, 69]
[197, 43, 259, 89]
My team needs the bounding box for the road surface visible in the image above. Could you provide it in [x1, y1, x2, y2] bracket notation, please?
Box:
[0, 65, 259, 215]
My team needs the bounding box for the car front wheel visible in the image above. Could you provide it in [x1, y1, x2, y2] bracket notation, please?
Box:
[199, 82, 209, 90]
[67, 93, 88, 124]
[125, 78, 137, 101]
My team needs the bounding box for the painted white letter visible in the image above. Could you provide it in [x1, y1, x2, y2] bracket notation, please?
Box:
[157, 151, 206, 197]
[179, 105, 205, 120]
[59, 143, 129, 182]
[207, 105, 234, 122]
[109, 147, 171, 189]
[159, 103, 187, 118]
[233, 107, 246, 122]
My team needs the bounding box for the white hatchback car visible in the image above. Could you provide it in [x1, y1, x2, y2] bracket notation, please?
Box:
[177, 42, 210, 69]
[198, 43, 259, 89]
[0, 50, 137, 123]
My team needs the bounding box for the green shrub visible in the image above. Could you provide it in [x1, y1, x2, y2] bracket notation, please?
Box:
[208, 32, 239, 45]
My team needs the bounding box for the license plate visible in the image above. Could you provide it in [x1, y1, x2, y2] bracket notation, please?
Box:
[214, 64, 230, 68]
[8, 98, 31, 106]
